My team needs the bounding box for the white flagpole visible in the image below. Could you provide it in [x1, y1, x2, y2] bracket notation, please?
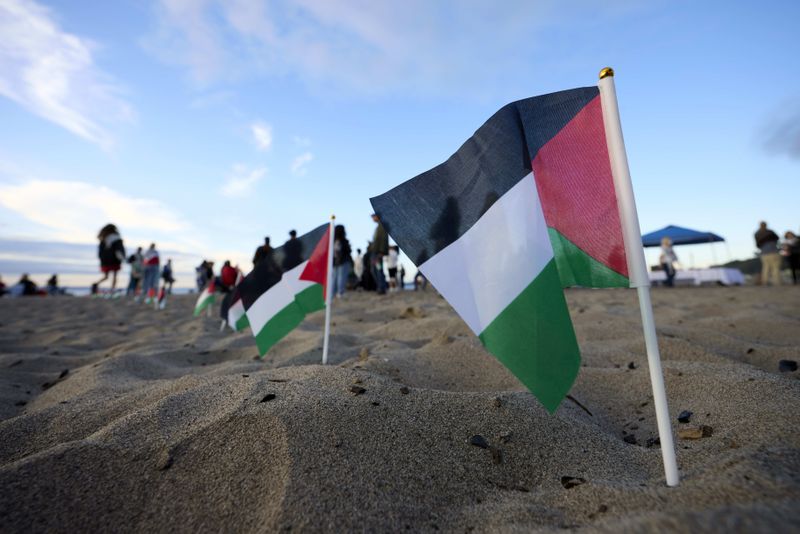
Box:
[321, 215, 336, 365]
[598, 67, 680, 487]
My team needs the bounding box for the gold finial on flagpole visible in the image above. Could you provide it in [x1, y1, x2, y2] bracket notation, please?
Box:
[331, 214, 336, 220]
[599, 67, 614, 80]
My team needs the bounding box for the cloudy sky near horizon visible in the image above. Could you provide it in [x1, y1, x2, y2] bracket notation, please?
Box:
[0, 0, 798, 287]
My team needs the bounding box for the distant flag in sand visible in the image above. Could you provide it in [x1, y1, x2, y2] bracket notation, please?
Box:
[157, 287, 168, 310]
[193, 277, 216, 316]
[370, 86, 629, 412]
[220, 288, 250, 332]
[238, 224, 331, 356]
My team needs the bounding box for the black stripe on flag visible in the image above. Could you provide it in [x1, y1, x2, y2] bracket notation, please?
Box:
[369, 87, 598, 267]
[219, 287, 241, 321]
[238, 223, 328, 310]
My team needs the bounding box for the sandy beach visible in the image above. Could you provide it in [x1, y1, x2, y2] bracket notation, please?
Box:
[1, 286, 798, 532]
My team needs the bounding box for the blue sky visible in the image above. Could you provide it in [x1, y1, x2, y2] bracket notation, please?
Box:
[0, 0, 798, 288]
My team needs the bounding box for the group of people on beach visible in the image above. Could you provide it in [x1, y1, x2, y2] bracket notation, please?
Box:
[0, 274, 64, 297]
[755, 221, 800, 285]
[244, 213, 416, 300]
[93, 224, 175, 304]
[656, 221, 800, 287]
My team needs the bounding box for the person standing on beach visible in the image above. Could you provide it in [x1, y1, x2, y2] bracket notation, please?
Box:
[782, 231, 800, 284]
[755, 222, 781, 285]
[220, 260, 237, 292]
[93, 224, 126, 295]
[141, 243, 160, 303]
[386, 245, 399, 292]
[369, 214, 389, 295]
[282, 230, 302, 271]
[353, 248, 364, 289]
[659, 237, 678, 287]
[332, 224, 352, 298]
[126, 247, 144, 297]
[252, 237, 271, 266]
[161, 259, 175, 294]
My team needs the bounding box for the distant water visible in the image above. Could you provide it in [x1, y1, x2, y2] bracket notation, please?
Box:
[63, 287, 198, 297]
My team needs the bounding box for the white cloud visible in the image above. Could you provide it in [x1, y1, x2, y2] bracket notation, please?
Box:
[290, 152, 313, 176]
[0, 0, 134, 148]
[293, 135, 311, 147]
[250, 121, 272, 151]
[145, 0, 627, 93]
[221, 163, 266, 197]
[0, 180, 189, 243]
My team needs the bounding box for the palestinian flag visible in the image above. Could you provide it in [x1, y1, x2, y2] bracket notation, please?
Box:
[193, 277, 216, 316]
[220, 288, 250, 332]
[370, 86, 628, 412]
[238, 224, 330, 356]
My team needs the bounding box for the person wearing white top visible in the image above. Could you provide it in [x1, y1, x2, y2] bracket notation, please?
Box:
[386, 246, 399, 292]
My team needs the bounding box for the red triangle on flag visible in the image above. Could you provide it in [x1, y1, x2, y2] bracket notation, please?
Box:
[299, 225, 331, 299]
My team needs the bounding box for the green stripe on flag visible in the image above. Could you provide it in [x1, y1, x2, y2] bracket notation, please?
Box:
[478, 259, 580, 413]
[253, 285, 324, 356]
[548, 228, 629, 288]
[234, 313, 250, 332]
[294, 284, 325, 315]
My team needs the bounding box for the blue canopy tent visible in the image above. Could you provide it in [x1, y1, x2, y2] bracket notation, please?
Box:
[641, 225, 724, 247]
[642, 225, 730, 273]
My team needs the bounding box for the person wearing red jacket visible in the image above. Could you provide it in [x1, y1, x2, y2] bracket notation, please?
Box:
[220, 260, 237, 291]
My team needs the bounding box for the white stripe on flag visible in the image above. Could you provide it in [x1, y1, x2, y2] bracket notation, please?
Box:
[418, 172, 553, 335]
[245, 262, 314, 333]
[229, 298, 245, 329]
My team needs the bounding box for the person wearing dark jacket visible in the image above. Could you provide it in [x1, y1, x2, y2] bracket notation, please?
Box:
[253, 237, 272, 266]
[755, 221, 781, 285]
[332, 225, 353, 298]
[368, 214, 389, 294]
[93, 224, 126, 294]
[782, 231, 800, 284]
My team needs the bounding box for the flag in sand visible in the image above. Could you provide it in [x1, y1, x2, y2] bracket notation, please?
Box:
[220, 288, 250, 332]
[193, 277, 216, 316]
[238, 224, 331, 356]
[370, 86, 628, 412]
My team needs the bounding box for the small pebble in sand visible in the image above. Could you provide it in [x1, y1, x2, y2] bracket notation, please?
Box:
[469, 435, 489, 449]
[645, 437, 660, 448]
[779, 360, 797, 373]
[349, 385, 366, 396]
[157, 451, 174, 471]
[260, 394, 276, 403]
[623, 435, 637, 445]
[746, 347, 755, 354]
[560, 476, 586, 489]
[491, 397, 503, 408]
[399, 386, 410, 395]
[677, 410, 693, 423]
[627, 362, 637, 370]
[399, 307, 426, 319]
[678, 425, 713, 440]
